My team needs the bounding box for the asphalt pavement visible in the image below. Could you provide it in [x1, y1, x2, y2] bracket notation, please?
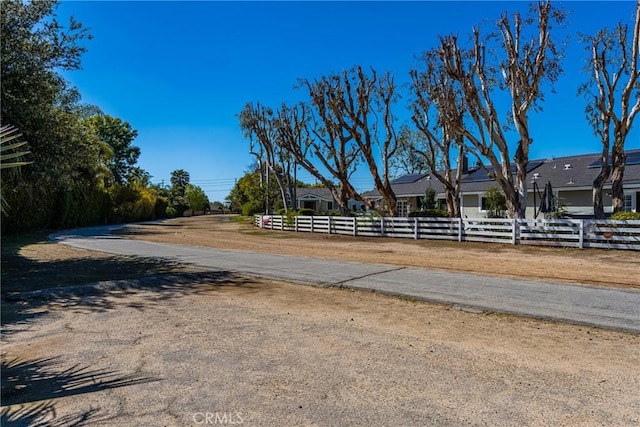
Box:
[50, 225, 640, 333]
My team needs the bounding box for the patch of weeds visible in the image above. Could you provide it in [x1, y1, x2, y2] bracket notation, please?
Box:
[396, 295, 419, 303]
[228, 215, 253, 224]
[242, 230, 297, 239]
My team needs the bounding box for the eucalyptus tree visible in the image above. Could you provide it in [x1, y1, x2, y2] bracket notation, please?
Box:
[410, 51, 468, 218]
[274, 102, 366, 216]
[239, 102, 296, 213]
[301, 66, 399, 216]
[579, 2, 640, 218]
[437, 1, 566, 219]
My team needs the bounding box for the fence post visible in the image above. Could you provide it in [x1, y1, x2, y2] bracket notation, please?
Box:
[414, 217, 419, 240]
[328, 216, 332, 234]
[353, 217, 357, 237]
[310, 216, 314, 233]
[458, 218, 463, 242]
[295, 216, 298, 232]
[512, 219, 519, 245]
[281, 215, 284, 231]
[579, 219, 584, 249]
[380, 216, 385, 237]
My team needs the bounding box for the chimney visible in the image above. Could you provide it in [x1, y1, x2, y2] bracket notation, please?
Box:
[460, 155, 469, 173]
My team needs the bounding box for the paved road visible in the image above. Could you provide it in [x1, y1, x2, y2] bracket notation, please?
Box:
[50, 225, 640, 333]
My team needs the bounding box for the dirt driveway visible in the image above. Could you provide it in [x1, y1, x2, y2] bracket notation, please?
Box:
[2, 215, 639, 426]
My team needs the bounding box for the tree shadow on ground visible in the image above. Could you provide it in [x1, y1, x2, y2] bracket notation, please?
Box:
[1, 355, 159, 425]
[1, 245, 192, 294]
[1, 402, 103, 427]
[2, 270, 261, 340]
[1, 233, 262, 339]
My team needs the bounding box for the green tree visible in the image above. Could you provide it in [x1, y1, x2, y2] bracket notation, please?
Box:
[226, 168, 281, 216]
[483, 187, 507, 219]
[85, 115, 140, 186]
[126, 166, 152, 187]
[1, 0, 92, 179]
[421, 186, 437, 210]
[169, 169, 190, 215]
[0, 0, 109, 232]
[170, 169, 190, 196]
[185, 184, 210, 214]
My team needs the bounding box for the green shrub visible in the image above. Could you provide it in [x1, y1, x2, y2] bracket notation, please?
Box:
[611, 211, 640, 220]
[165, 206, 177, 218]
[276, 208, 298, 215]
[241, 200, 263, 216]
[154, 195, 169, 219]
[483, 187, 507, 218]
[298, 208, 315, 216]
[408, 209, 449, 218]
[115, 187, 156, 223]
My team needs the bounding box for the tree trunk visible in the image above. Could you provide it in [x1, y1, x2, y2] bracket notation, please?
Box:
[513, 143, 529, 219]
[593, 151, 611, 219]
[610, 145, 626, 213]
[445, 192, 459, 218]
[328, 185, 352, 216]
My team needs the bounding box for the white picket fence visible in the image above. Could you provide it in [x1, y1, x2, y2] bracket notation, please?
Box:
[255, 215, 640, 251]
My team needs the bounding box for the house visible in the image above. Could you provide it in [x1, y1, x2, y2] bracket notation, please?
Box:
[296, 187, 364, 214]
[364, 149, 640, 218]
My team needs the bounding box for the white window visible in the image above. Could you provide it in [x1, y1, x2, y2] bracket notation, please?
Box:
[623, 194, 633, 212]
[397, 200, 408, 217]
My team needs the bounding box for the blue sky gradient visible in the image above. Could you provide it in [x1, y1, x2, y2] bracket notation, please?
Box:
[57, 1, 640, 202]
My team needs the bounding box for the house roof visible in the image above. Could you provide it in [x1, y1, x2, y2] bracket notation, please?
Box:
[296, 187, 335, 201]
[364, 149, 640, 198]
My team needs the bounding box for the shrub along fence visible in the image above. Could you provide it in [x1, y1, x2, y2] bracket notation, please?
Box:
[255, 215, 640, 251]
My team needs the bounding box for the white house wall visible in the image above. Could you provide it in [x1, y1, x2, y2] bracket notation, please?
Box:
[557, 189, 597, 214]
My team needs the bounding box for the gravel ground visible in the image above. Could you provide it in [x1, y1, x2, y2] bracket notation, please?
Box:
[2, 216, 639, 426]
[2, 272, 639, 426]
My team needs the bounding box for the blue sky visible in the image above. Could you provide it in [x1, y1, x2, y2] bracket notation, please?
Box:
[57, 1, 640, 202]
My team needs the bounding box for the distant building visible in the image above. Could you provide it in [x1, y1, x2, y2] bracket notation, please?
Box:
[296, 187, 363, 214]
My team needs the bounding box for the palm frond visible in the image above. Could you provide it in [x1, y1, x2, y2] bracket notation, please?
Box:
[1, 125, 33, 215]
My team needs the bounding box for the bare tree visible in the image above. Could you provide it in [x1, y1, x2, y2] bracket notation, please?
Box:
[302, 66, 400, 216]
[410, 51, 468, 218]
[239, 102, 297, 214]
[275, 102, 362, 215]
[579, 2, 640, 218]
[438, 1, 565, 219]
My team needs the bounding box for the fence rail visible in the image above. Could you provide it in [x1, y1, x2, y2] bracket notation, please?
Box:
[255, 215, 640, 251]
